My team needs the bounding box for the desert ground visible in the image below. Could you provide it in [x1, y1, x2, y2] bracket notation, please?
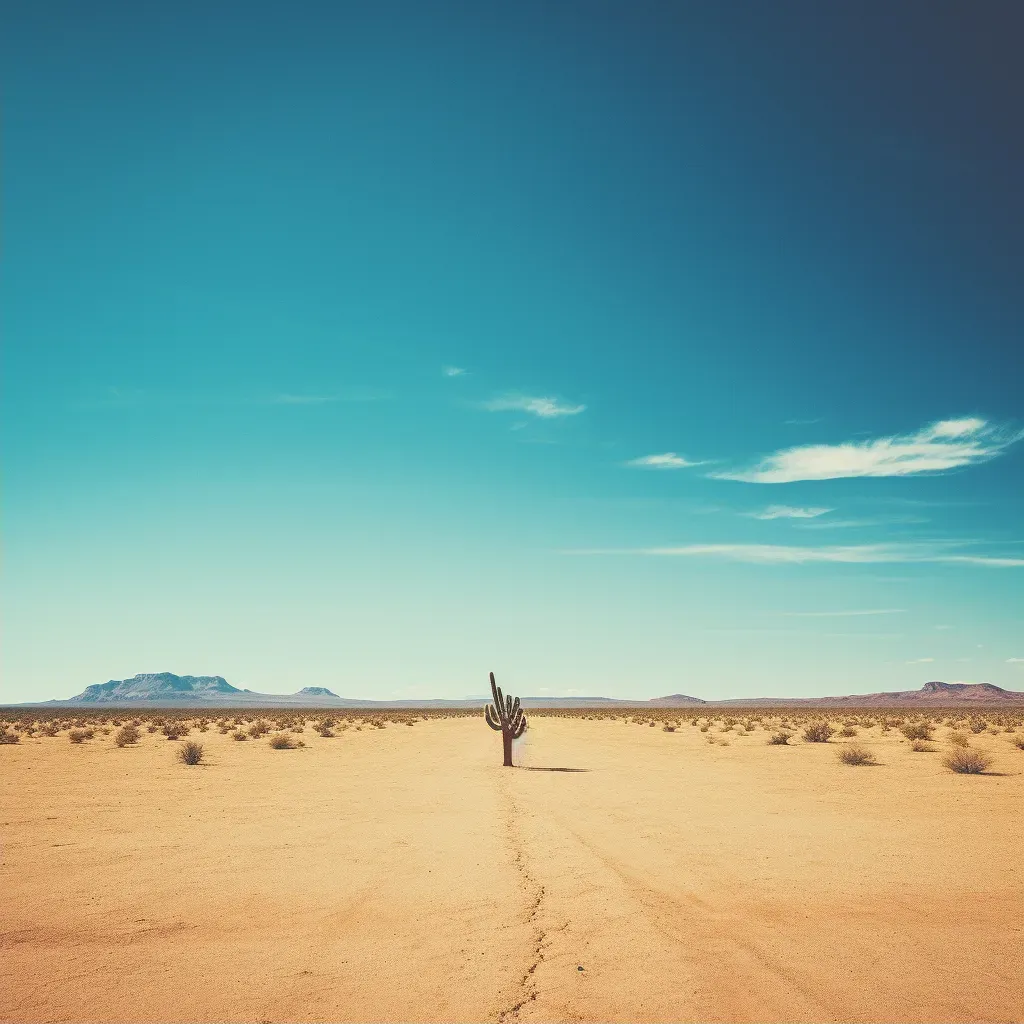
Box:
[2, 709, 1022, 1023]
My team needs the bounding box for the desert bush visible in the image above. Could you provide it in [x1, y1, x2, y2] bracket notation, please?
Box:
[802, 720, 834, 743]
[768, 731, 791, 745]
[0, 730, 19, 744]
[837, 744, 875, 765]
[662, 724, 676, 732]
[969, 719, 987, 734]
[177, 741, 204, 765]
[69, 729, 87, 743]
[942, 748, 994, 774]
[42, 723, 59, 736]
[838, 726, 858, 737]
[900, 722, 933, 741]
[115, 724, 141, 747]
[268, 732, 296, 749]
[1013, 736, 1024, 750]
[910, 739, 934, 752]
[314, 720, 335, 737]
[230, 729, 247, 741]
[162, 724, 189, 740]
[948, 731, 971, 747]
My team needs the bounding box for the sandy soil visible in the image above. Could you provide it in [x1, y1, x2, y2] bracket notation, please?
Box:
[2, 717, 1022, 1023]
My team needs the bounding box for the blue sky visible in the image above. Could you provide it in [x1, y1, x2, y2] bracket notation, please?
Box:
[3, 1, 1023, 702]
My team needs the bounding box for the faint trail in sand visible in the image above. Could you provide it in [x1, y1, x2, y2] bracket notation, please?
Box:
[493, 773, 550, 1024]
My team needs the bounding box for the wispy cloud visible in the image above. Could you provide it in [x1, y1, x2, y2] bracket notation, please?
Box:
[626, 452, 704, 470]
[713, 417, 1022, 483]
[745, 505, 833, 520]
[443, 366, 467, 377]
[907, 657, 935, 664]
[1007, 658, 1024, 663]
[564, 542, 1024, 567]
[784, 418, 822, 426]
[780, 608, 904, 617]
[483, 394, 586, 418]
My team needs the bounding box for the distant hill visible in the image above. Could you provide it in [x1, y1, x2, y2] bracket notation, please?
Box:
[10, 674, 1023, 708]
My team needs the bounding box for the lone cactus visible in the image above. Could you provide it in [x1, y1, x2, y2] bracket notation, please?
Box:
[484, 671, 527, 766]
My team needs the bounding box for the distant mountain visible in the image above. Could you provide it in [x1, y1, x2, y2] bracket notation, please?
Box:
[12, 674, 1023, 709]
[73, 673, 245, 703]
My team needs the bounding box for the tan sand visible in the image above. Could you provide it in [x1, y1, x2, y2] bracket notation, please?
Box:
[2, 717, 1022, 1023]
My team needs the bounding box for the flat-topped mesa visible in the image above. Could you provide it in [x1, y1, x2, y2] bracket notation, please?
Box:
[921, 680, 1007, 696]
[295, 686, 339, 697]
[483, 671, 527, 766]
[74, 673, 241, 702]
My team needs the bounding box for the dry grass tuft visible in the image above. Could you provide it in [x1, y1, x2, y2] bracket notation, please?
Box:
[838, 726, 858, 737]
[948, 731, 971, 747]
[910, 739, 934, 752]
[68, 729, 88, 743]
[942, 747, 994, 774]
[837, 744, 876, 765]
[900, 722, 934, 741]
[767, 731, 792, 745]
[177, 741, 204, 765]
[268, 732, 296, 749]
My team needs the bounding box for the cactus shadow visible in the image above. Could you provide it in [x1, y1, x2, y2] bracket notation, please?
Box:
[518, 766, 590, 772]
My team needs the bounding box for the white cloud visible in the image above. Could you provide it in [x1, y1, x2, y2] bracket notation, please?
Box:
[907, 657, 935, 664]
[746, 505, 833, 519]
[443, 366, 467, 377]
[780, 609, 904, 617]
[1007, 658, 1024, 663]
[483, 394, 586, 418]
[713, 417, 1022, 483]
[564, 542, 1024, 567]
[627, 452, 703, 470]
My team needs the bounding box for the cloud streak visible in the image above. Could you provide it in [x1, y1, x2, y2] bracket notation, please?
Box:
[627, 452, 704, 469]
[483, 394, 586, 418]
[442, 366, 467, 377]
[713, 417, 1022, 483]
[745, 505, 833, 519]
[564, 542, 1024, 567]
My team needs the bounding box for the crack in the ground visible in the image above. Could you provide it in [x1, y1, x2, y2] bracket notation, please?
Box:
[494, 779, 549, 1024]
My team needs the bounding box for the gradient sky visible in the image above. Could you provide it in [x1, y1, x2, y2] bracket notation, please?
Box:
[4, 1, 1023, 703]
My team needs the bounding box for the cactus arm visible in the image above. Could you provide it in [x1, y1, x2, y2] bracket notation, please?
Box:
[489, 673, 504, 723]
[512, 716, 527, 739]
[511, 696, 520, 719]
[484, 705, 503, 731]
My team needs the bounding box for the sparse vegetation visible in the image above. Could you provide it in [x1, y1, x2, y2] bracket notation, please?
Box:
[948, 730, 971, 747]
[268, 732, 297, 749]
[802, 720, 834, 743]
[0, 729, 20, 744]
[115, 724, 141, 747]
[837, 744, 875, 765]
[910, 739, 934, 752]
[900, 722, 933, 741]
[177, 741, 204, 765]
[68, 729, 88, 743]
[942, 748, 994, 774]
[768, 731, 792, 745]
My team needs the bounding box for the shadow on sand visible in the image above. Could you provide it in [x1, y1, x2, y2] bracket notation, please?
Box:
[518, 766, 590, 772]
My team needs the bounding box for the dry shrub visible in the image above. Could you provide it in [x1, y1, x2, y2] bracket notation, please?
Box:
[1013, 736, 1024, 751]
[162, 724, 188, 740]
[268, 732, 296, 749]
[230, 729, 247, 741]
[969, 719, 987, 734]
[837, 744, 876, 765]
[662, 724, 677, 732]
[0, 730, 19, 744]
[910, 739, 934, 752]
[802, 720, 834, 743]
[115, 724, 141, 747]
[900, 722, 933, 741]
[177, 741, 204, 765]
[69, 729, 88, 743]
[838, 726, 858, 737]
[942, 748, 994, 774]
[768, 731, 791, 745]
[948, 731, 971, 747]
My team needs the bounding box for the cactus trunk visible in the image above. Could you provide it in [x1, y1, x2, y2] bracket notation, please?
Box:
[483, 671, 527, 767]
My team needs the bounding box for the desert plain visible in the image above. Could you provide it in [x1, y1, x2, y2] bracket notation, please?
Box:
[1, 709, 1022, 1023]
